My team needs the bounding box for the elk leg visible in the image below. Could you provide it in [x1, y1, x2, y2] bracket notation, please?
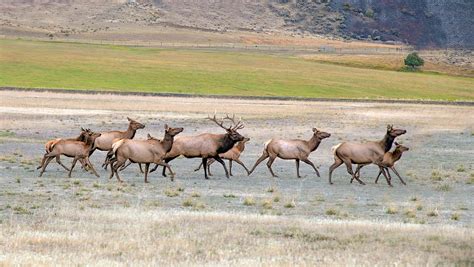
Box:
[139, 163, 144, 174]
[233, 158, 250, 175]
[119, 160, 133, 171]
[375, 169, 382, 184]
[37, 153, 47, 170]
[390, 167, 407, 185]
[213, 156, 230, 179]
[302, 158, 320, 177]
[202, 157, 209, 179]
[208, 159, 215, 176]
[328, 156, 343, 185]
[39, 156, 54, 177]
[194, 162, 203, 172]
[295, 159, 301, 178]
[248, 152, 269, 175]
[55, 155, 70, 171]
[228, 160, 233, 176]
[381, 167, 393, 187]
[351, 164, 364, 183]
[344, 160, 365, 185]
[266, 156, 278, 177]
[86, 157, 100, 178]
[68, 157, 79, 178]
[112, 160, 125, 183]
[154, 161, 175, 181]
[144, 163, 150, 183]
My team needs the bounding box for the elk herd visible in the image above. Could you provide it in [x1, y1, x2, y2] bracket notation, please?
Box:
[37, 115, 409, 187]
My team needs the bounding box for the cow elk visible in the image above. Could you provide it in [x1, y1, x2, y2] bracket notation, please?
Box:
[329, 125, 406, 185]
[151, 114, 245, 179]
[38, 130, 102, 178]
[352, 142, 409, 185]
[109, 124, 183, 183]
[194, 137, 250, 176]
[93, 117, 145, 168]
[249, 128, 330, 178]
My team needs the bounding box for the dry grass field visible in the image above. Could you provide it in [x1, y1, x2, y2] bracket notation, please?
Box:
[0, 90, 473, 265]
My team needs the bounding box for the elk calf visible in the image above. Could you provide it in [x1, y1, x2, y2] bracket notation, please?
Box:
[109, 124, 183, 183]
[249, 128, 330, 178]
[37, 128, 90, 171]
[352, 142, 409, 185]
[39, 131, 101, 178]
[194, 137, 250, 176]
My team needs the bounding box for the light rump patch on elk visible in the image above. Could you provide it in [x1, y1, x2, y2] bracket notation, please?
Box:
[39, 131, 101, 178]
[93, 117, 145, 168]
[249, 128, 330, 178]
[109, 124, 183, 183]
[37, 127, 91, 172]
[329, 125, 406, 185]
[194, 137, 251, 176]
[352, 142, 410, 185]
[151, 114, 245, 179]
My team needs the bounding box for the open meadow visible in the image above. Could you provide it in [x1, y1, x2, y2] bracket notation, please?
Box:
[1, 39, 473, 100]
[0, 90, 473, 265]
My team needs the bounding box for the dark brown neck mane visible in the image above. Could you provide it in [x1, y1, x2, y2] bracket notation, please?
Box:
[380, 133, 395, 152]
[124, 124, 137, 139]
[160, 132, 175, 152]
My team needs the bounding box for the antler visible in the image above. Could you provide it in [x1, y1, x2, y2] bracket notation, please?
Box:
[207, 113, 228, 130]
[223, 113, 244, 131]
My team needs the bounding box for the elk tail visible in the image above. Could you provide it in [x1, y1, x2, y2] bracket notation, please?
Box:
[48, 138, 62, 152]
[112, 139, 125, 154]
[263, 139, 272, 153]
[331, 143, 343, 156]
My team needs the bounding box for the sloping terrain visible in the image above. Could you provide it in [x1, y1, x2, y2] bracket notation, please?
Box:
[1, 0, 472, 48]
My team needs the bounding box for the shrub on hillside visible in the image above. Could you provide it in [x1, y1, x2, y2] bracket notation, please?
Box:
[404, 52, 424, 70]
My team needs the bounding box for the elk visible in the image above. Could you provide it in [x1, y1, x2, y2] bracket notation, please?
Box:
[249, 128, 330, 178]
[37, 128, 90, 172]
[38, 131, 102, 178]
[150, 114, 245, 179]
[109, 124, 183, 183]
[194, 137, 250, 176]
[328, 125, 407, 185]
[93, 117, 145, 169]
[351, 142, 409, 185]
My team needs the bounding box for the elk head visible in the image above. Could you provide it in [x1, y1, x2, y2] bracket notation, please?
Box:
[207, 113, 245, 142]
[164, 124, 184, 137]
[85, 131, 101, 146]
[387, 125, 406, 137]
[312, 128, 331, 140]
[394, 142, 409, 152]
[127, 117, 146, 130]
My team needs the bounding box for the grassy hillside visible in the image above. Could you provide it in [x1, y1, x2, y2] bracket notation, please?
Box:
[0, 39, 473, 100]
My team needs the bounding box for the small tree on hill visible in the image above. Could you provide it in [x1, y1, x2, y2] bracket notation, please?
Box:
[404, 52, 424, 70]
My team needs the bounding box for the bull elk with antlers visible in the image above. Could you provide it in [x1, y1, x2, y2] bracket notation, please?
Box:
[329, 125, 406, 185]
[194, 137, 251, 176]
[151, 114, 245, 179]
[249, 128, 330, 178]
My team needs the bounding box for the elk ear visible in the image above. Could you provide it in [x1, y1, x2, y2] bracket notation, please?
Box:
[164, 124, 169, 130]
[81, 127, 85, 131]
[127, 117, 132, 122]
[147, 133, 152, 139]
[312, 128, 317, 133]
[387, 124, 393, 131]
[394, 141, 399, 146]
